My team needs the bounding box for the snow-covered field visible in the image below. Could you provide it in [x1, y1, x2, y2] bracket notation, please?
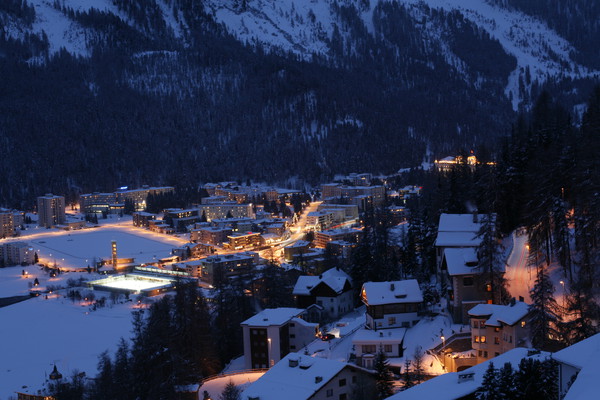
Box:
[3, 223, 185, 270]
[0, 294, 137, 400]
[199, 372, 265, 399]
[90, 275, 173, 291]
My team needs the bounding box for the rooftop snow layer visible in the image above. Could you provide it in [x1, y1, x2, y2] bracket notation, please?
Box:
[468, 301, 530, 327]
[242, 353, 352, 400]
[353, 327, 407, 344]
[362, 280, 423, 306]
[387, 348, 550, 400]
[292, 267, 352, 296]
[443, 247, 480, 276]
[241, 307, 306, 327]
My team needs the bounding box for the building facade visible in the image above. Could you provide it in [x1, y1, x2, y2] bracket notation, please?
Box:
[37, 194, 65, 228]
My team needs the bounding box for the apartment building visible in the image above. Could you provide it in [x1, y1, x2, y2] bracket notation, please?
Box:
[37, 194, 65, 228]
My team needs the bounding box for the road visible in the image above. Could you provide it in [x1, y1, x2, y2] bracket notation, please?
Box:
[504, 231, 533, 303]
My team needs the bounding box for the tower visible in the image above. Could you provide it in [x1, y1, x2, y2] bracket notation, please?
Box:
[37, 194, 65, 228]
[111, 240, 118, 270]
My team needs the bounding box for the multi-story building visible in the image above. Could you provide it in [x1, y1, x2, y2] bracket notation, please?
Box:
[314, 228, 362, 249]
[361, 280, 424, 329]
[306, 211, 334, 231]
[317, 204, 359, 221]
[434, 213, 485, 269]
[79, 192, 117, 215]
[283, 240, 310, 262]
[37, 194, 65, 228]
[320, 184, 385, 209]
[293, 267, 353, 320]
[198, 203, 253, 221]
[163, 208, 200, 232]
[242, 353, 376, 400]
[241, 308, 318, 369]
[227, 232, 263, 250]
[190, 226, 232, 245]
[0, 210, 15, 238]
[0, 242, 35, 266]
[115, 186, 174, 211]
[189, 252, 258, 284]
[440, 247, 505, 323]
[468, 300, 531, 363]
[132, 212, 156, 228]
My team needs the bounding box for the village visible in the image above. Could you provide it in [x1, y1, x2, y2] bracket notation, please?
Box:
[0, 164, 595, 400]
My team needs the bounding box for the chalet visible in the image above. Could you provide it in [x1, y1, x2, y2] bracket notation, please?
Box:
[292, 267, 353, 320]
[468, 300, 531, 363]
[441, 247, 505, 323]
[241, 308, 318, 369]
[435, 213, 484, 271]
[361, 280, 424, 329]
[242, 353, 376, 400]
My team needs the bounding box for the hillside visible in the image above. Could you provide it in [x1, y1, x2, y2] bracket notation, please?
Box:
[0, 0, 598, 206]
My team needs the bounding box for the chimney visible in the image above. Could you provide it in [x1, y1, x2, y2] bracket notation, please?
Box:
[510, 297, 516, 306]
[315, 376, 323, 383]
[390, 283, 395, 291]
[473, 211, 478, 223]
[289, 358, 299, 368]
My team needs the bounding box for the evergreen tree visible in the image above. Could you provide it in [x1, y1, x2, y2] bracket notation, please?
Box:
[529, 266, 560, 349]
[374, 349, 394, 398]
[402, 357, 413, 390]
[219, 380, 241, 400]
[475, 362, 499, 400]
[497, 362, 516, 400]
[412, 346, 425, 385]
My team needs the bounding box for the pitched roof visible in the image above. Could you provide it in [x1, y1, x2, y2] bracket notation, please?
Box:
[468, 301, 530, 326]
[443, 248, 480, 276]
[386, 348, 550, 400]
[353, 328, 407, 344]
[435, 213, 487, 247]
[553, 332, 600, 369]
[362, 280, 423, 306]
[241, 308, 306, 327]
[292, 268, 352, 296]
[242, 353, 352, 400]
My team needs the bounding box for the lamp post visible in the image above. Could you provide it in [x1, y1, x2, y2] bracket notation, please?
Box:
[560, 280, 566, 309]
[440, 335, 446, 370]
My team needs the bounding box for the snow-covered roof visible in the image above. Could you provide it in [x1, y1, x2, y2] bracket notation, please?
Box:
[443, 248, 479, 276]
[563, 354, 600, 400]
[242, 353, 353, 400]
[287, 240, 310, 248]
[435, 231, 482, 247]
[241, 308, 306, 327]
[387, 348, 550, 400]
[438, 214, 484, 233]
[292, 268, 352, 296]
[468, 301, 530, 327]
[353, 328, 407, 344]
[362, 280, 423, 306]
[554, 332, 600, 370]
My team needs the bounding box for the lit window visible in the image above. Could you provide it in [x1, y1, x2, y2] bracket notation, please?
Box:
[474, 336, 480, 343]
[521, 321, 526, 328]
[481, 336, 487, 343]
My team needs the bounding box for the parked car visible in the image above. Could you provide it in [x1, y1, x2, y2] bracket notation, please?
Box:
[321, 333, 335, 341]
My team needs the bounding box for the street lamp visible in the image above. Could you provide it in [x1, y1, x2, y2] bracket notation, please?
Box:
[560, 280, 566, 309]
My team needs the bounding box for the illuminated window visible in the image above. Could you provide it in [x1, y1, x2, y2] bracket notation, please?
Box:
[486, 284, 492, 292]
[474, 336, 480, 343]
[521, 321, 526, 328]
[481, 336, 487, 343]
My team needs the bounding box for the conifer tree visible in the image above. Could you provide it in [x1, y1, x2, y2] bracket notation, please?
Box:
[475, 362, 499, 400]
[374, 349, 395, 398]
[497, 362, 516, 400]
[529, 265, 560, 349]
[219, 380, 241, 400]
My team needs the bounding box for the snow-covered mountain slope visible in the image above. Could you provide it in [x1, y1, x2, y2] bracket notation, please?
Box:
[204, 0, 599, 109]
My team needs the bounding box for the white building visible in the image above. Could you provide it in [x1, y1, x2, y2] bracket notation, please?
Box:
[352, 328, 407, 369]
[241, 308, 318, 369]
[435, 213, 485, 270]
[293, 267, 354, 320]
[0, 242, 35, 266]
[306, 211, 334, 231]
[361, 280, 424, 329]
[0, 210, 15, 238]
[242, 353, 375, 400]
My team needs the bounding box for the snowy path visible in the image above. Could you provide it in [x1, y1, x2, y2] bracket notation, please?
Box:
[504, 231, 533, 303]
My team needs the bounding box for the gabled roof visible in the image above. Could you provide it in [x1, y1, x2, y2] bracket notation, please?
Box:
[353, 328, 407, 344]
[554, 332, 600, 370]
[242, 353, 357, 400]
[362, 280, 423, 306]
[468, 301, 530, 327]
[386, 348, 550, 400]
[443, 248, 480, 276]
[241, 308, 305, 327]
[435, 231, 482, 247]
[292, 268, 352, 296]
[438, 214, 485, 233]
